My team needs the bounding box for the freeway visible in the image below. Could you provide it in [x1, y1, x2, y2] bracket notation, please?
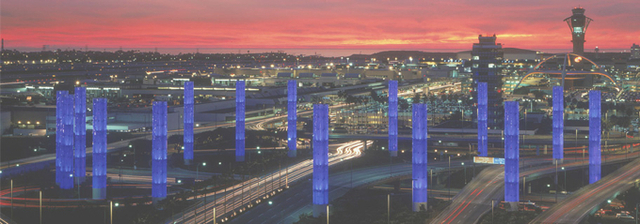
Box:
[530, 157, 640, 224]
[431, 150, 640, 224]
[228, 159, 470, 224]
[167, 140, 370, 224]
[430, 165, 505, 224]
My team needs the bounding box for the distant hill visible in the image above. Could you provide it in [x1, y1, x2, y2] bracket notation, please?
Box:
[347, 50, 457, 61]
[455, 47, 537, 54]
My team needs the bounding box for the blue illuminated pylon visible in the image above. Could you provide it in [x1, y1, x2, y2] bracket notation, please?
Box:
[152, 101, 168, 203]
[589, 90, 601, 184]
[56, 91, 67, 186]
[312, 104, 329, 217]
[56, 91, 74, 190]
[412, 104, 428, 211]
[236, 81, 245, 162]
[504, 101, 519, 206]
[74, 87, 87, 182]
[477, 82, 488, 157]
[553, 86, 564, 160]
[288, 80, 297, 157]
[183, 81, 194, 165]
[388, 80, 398, 157]
[92, 98, 107, 199]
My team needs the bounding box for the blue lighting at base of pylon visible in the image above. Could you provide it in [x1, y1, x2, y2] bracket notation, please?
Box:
[388, 80, 398, 156]
[477, 82, 488, 157]
[92, 98, 107, 195]
[236, 81, 245, 162]
[288, 80, 297, 157]
[152, 101, 168, 199]
[74, 87, 86, 180]
[412, 104, 428, 209]
[312, 104, 329, 206]
[504, 101, 519, 202]
[589, 90, 601, 184]
[553, 86, 564, 160]
[183, 81, 194, 163]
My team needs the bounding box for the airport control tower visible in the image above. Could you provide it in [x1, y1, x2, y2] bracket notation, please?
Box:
[564, 7, 592, 55]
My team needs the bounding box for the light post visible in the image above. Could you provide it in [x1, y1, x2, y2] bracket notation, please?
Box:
[40, 191, 42, 224]
[11, 179, 13, 219]
[196, 162, 206, 182]
[110, 201, 113, 224]
[462, 162, 466, 184]
[387, 194, 391, 224]
[555, 160, 558, 203]
[448, 155, 451, 198]
[561, 167, 566, 191]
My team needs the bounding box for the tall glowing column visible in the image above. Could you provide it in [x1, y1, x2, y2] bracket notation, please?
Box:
[412, 104, 428, 211]
[92, 98, 107, 199]
[236, 81, 245, 162]
[74, 87, 86, 182]
[152, 101, 168, 203]
[477, 82, 488, 157]
[183, 81, 194, 165]
[56, 91, 74, 190]
[589, 90, 601, 184]
[312, 104, 329, 217]
[388, 80, 398, 157]
[553, 86, 564, 160]
[288, 80, 297, 157]
[504, 101, 519, 210]
[55, 91, 67, 186]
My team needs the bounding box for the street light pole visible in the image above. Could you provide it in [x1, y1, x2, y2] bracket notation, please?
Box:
[326, 205, 330, 224]
[11, 179, 13, 219]
[387, 194, 391, 224]
[555, 160, 558, 203]
[462, 162, 466, 184]
[40, 191, 42, 224]
[448, 155, 451, 198]
[110, 201, 113, 224]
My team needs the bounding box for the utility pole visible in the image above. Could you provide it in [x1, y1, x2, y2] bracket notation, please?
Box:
[40, 191, 42, 224]
[448, 155, 451, 199]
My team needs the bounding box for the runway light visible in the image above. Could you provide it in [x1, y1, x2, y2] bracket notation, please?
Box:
[561, 167, 565, 170]
[607, 200, 611, 203]
[268, 201, 273, 205]
[129, 145, 132, 148]
[547, 184, 551, 187]
[219, 162, 222, 165]
[115, 203, 119, 207]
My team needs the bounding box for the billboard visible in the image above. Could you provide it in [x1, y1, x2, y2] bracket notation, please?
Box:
[473, 156, 505, 165]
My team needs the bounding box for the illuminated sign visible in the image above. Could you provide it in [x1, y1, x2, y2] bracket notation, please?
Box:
[473, 156, 505, 165]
